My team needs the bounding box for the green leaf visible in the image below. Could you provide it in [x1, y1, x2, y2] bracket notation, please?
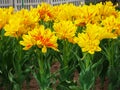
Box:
[8, 69, 15, 83]
[69, 86, 81, 90]
[79, 68, 95, 90]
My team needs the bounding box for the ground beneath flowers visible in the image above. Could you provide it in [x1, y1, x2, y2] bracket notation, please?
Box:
[22, 62, 109, 90]
[0, 62, 109, 90]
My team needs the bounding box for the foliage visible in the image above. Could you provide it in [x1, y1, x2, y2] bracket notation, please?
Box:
[0, 1, 120, 90]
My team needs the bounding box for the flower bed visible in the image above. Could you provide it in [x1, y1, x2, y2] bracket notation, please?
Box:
[0, 1, 120, 90]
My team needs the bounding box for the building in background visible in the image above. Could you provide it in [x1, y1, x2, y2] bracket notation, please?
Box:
[0, 0, 85, 10]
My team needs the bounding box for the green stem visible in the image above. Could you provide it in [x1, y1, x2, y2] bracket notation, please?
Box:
[60, 40, 71, 80]
[63, 40, 69, 66]
[84, 53, 92, 69]
[36, 49, 50, 90]
[17, 43, 22, 75]
[108, 40, 114, 67]
[12, 38, 23, 90]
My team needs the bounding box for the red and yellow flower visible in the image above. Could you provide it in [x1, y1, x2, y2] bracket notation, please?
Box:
[20, 25, 58, 53]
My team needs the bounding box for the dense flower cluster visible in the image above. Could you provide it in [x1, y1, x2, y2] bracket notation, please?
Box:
[20, 25, 58, 53]
[1, 1, 120, 54]
[0, 7, 13, 30]
[74, 24, 116, 54]
[53, 20, 77, 42]
[4, 9, 39, 37]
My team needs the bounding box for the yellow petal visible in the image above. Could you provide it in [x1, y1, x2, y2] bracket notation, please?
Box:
[42, 46, 47, 53]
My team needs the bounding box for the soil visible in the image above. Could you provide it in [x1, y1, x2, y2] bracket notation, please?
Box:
[22, 62, 109, 90]
[0, 62, 109, 90]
